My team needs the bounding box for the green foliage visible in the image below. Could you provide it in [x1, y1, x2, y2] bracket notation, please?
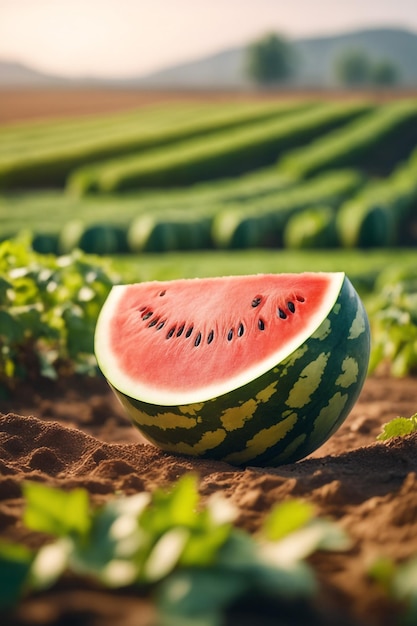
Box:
[334, 49, 400, 87]
[334, 49, 373, 86]
[371, 60, 400, 86]
[69, 101, 369, 193]
[0, 542, 34, 609]
[377, 414, 417, 441]
[283, 205, 338, 249]
[337, 143, 417, 248]
[0, 101, 289, 190]
[279, 99, 417, 179]
[0, 476, 349, 623]
[367, 266, 417, 376]
[246, 32, 297, 85]
[23, 483, 91, 538]
[0, 235, 116, 392]
[370, 555, 417, 626]
[212, 169, 364, 249]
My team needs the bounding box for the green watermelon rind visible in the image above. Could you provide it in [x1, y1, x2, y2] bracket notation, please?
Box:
[100, 274, 370, 467]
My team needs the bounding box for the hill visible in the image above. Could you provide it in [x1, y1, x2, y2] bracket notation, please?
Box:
[134, 27, 417, 89]
[1, 27, 417, 89]
[0, 60, 70, 87]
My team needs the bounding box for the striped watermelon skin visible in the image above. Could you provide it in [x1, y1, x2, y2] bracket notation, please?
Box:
[112, 276, 370, 467]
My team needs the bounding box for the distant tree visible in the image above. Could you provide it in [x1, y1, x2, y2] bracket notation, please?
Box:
[334, 49, 372, 87]
[371, 60, 400, 86]
[246, 33, 297, 86]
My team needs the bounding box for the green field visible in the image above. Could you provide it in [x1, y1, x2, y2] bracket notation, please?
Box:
[0, 98, 417, 255]
[108, 247, 416, 294]
[1, 96, 417, 257]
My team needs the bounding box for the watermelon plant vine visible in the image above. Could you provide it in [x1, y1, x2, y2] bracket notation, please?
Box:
[0, 475, 349, 625]
[0, 235, 116, 394]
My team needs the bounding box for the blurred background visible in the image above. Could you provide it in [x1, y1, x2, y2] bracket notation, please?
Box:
[1, 1, 417, 381]
[1, 0, 417, 119]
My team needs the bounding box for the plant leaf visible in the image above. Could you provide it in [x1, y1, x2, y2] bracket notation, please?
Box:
[23, 482, 91, 538]
[377, 414, 417, 441]
[0, 541, 33, 609]
[262, 499, 315, 541]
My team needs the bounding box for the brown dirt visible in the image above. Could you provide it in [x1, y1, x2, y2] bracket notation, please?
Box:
[1, 88, 417, 125]
[1, 373, 417, 625]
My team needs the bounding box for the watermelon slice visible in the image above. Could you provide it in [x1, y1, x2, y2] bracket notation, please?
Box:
[95, 272, 370, 466]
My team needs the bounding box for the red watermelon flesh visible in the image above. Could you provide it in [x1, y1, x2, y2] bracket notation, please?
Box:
[95, 272, 344, 406]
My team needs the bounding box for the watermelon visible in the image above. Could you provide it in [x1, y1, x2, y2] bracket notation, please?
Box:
[94, 272, 370, 467]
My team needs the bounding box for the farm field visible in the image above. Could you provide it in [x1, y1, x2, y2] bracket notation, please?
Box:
[1, 89, 417, 626]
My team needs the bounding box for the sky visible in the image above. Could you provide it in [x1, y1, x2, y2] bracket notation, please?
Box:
[1, 0, 417, 79]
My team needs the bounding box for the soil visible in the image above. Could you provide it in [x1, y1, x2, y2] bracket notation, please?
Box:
[1, 87, 417, 125]
[1, 373, 417, 626]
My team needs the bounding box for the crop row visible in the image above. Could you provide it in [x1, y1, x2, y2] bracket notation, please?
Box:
[67, 101, 371, 194]
[1, 97, 417, 254]
[3, 136, 417, 254]
[0, 169, 366, 254]
[0, 100, 310, 190]
[279, 98, 417, 179]
[65, 99, 417, 195]
[337, 144, 417, 247]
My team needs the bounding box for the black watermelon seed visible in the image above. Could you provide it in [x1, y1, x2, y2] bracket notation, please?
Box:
[227, 329, 233, 341]
[194, 332, 202, 347]
[296, 295, 305, 303]
[142, 311, 153, 320]
[159, 290, 166, 297]
[238, 323, 244, 337]
[251, 297, 262, 307]
[278, 308, 287, 319]
[185, 327, 193, 338]
[207, 330, 214, 344]
[156, 321, 165, 330]
[166, 327, 176, 339]
[176, 325, 185, 337]
[148, 318, 159, 327]
[258, 318, 265, 330]
[287, 301, 295, 313]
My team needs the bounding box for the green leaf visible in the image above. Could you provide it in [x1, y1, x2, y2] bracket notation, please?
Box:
[368, 555, 396, 590]
[262, 499, 315, 542]
[0, 541, 33, 608]
[392, 557, 417, 626]
[71, 493, 151, 586]
[0, 310, 26, 343]
[261, 518, 350, 567]
[29, 538, 72, 591]
[140, 474, 200, 536]
[179, 522, 231, 569]
[156, 568, 247, 621]
[144, 527, 190, 582]
[23, 482, 91, 538]
[377, 414, 417, 441]
[0, 276, 12, 303]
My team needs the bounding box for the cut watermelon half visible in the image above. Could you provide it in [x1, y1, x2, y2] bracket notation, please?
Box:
[95, 272, 345, 406]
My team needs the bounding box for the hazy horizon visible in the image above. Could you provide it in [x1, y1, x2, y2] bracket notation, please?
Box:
[1, 0, 417, 80]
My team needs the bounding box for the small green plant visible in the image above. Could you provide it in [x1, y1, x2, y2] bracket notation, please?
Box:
[368, 268, 417, 377]
[0, 235, 116, 393]
[370, 555, 417, 626]
[377, 413, 417, 441]
[0, 476, 349, 625]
